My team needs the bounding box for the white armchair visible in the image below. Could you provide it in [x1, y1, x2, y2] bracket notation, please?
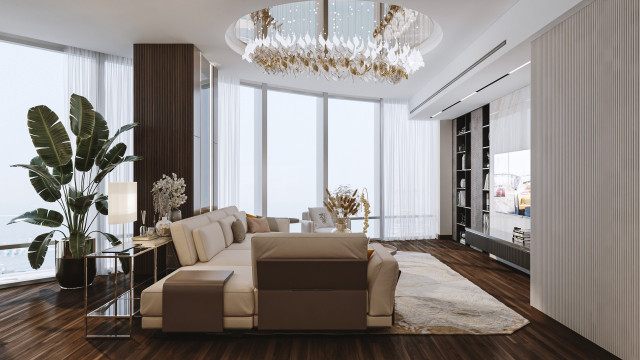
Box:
[301, 207, 350, 233]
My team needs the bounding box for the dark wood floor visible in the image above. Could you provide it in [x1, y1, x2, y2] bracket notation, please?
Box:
[0, 239, 616, 360]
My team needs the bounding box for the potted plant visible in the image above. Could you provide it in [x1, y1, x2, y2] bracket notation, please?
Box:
[8, 94, 142, 289]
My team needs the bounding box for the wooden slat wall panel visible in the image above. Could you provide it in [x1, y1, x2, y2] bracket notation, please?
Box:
[531, 1, 640, 358]
[133, 44, 196, 232]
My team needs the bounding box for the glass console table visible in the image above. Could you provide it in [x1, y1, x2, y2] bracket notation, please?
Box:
[84, 238, 173, 338]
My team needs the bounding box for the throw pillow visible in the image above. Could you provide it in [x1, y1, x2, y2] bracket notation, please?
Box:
[216, 215, 236, 247]
[247, 217, 271, 233]
[308, 207, 334, 228]
[246, 213, 259, 218]
[231, 219, 246, 243]
[367, 249, 375, 260]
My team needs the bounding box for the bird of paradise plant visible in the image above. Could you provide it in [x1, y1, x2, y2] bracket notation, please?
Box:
[8, 94, 142, 277]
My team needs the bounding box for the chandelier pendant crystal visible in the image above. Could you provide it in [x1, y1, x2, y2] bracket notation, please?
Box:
[234, 1, 437, 84]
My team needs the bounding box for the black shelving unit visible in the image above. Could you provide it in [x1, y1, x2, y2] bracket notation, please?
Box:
[455, 113, 471, 242]
[453, 105, 490, 242]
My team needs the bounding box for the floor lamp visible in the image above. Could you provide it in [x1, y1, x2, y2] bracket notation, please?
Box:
[108, 182, 137, 252]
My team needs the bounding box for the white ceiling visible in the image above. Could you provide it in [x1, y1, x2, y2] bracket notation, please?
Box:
[0, 0, 517, 99]
[0, 0, 587, 114]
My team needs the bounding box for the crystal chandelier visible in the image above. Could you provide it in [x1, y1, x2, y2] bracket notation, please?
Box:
[233, 1, 438, 84]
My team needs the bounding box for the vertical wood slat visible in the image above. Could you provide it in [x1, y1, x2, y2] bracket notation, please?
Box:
[133, 44, 197, 233]
[531, 1, 640, 359]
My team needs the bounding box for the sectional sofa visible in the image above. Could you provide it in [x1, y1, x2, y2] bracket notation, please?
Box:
[140, 206, 400, 331]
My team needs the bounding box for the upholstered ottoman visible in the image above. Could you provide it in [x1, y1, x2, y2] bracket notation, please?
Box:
[162, 270, 233, 332]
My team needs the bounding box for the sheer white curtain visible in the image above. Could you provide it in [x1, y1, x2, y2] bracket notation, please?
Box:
[217, 76, 241, 208]
[382, 100, 440, 240]
[66, 47, 133, 274]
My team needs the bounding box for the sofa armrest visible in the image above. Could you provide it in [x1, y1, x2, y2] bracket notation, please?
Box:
[367, 243, 400, 317]
[300, 220, 314, 233]
[270, 217, 290, 233]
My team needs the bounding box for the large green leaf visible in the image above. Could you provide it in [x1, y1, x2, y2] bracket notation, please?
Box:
[69, 94, 95, 140]
[94, 194, 108, 215]
[75, 112, 109, 171]
[27, 105, 72, 168]
[28, 231, 54, 269]
[8, 208, 64, 227]
[12, 164, 61, 190]
[93, 155, 142, 184]
[68, 231, 85, 259]
[52, 161, 73, 185]
[98, 143, 126, 170]
[28, 156, 61, 202]
[95, 122, 139, 166]
[70, 192, 96, 214]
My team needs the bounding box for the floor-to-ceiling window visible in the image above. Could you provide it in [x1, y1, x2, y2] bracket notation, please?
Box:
[0, 40, 65, 286]
[238, 85, 260, 214]
[328, 97, 380, 238]
[267, 89, 321, 232]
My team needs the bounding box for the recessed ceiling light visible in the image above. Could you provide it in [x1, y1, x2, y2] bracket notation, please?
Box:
[508, 61, 531, 74]
[460, 92, 477, 102]
[430, 111, 442, 118]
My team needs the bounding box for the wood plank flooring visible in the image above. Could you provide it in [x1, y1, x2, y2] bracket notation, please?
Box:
[0, 239, 617, 360]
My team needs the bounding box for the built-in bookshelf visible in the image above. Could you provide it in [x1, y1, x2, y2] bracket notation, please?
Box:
[455, 113, 471, 242]
[453, 104, 490, 243]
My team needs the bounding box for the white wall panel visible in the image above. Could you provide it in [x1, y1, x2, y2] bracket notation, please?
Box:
[531, 1, 640, 358]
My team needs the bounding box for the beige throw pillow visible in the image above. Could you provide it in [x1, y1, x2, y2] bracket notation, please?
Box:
[247, 217, 271, 233]
[217, 215, 236, 247]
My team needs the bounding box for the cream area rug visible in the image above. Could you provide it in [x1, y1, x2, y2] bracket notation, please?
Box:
[386, 251, 529, 335]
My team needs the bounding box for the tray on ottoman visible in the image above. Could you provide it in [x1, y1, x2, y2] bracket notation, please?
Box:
[162, 270, 233, 332]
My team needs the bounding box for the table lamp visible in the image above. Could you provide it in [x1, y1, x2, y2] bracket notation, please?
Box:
[108, 182, 137, 251]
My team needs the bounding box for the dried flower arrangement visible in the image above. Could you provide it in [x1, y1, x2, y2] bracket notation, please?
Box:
[360, 188, 371, 235]
[323, 185, 360, 219]
[151, 173, 187, 221]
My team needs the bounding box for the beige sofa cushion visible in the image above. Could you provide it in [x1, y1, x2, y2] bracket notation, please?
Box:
[233, 211, 248, 232]
[192, 222, 226, 262]
[140, 266, 255, 317]
[367, 243, 400, 316]
[193, 249, 252, 267]
[205, 209, 227, 222]
[217, 215, 236, 247]
[226, 233, 255, 250]
[169, 214, 211, 266]
[251, 233, 368, 286]
[221, 206, 239, 216]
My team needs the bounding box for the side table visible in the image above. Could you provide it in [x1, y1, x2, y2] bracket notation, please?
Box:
[84, 238, 173, 338]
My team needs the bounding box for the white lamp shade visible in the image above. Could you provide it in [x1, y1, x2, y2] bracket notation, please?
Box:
[108, 182, 137, 225]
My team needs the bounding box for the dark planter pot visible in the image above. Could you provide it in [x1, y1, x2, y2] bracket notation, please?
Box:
[169, 208, 182, 222]
[55, 238, 96, 290]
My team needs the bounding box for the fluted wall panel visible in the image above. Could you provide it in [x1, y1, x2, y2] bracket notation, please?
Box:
[133, 44, 197, 230]
[531, 1, 640, 358]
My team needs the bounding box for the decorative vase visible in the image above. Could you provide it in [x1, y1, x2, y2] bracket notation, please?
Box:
[169, 208, 182, 222]
[156, 217, 172, 237]
[55, 237, 96, 289]
[333, 217, 351, 233]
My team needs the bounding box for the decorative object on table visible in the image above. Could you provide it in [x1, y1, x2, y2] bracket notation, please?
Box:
[151, 173, 187, 223]
[8, 94, 141, 289]
[360, 188, 371, 236]
[235, 1, 436, 84]
[323, 185, 360, 233]
[155, 217, 172, 237]
[139, 210, 148, 236]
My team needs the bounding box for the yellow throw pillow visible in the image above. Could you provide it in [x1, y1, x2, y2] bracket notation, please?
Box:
[367, 249, 375, 260]
[246, 213, 259, 219]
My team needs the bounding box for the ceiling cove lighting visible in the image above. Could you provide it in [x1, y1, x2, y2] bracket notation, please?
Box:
[234, 0, 441, 84]
[429, 60, 531, 118]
